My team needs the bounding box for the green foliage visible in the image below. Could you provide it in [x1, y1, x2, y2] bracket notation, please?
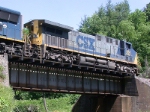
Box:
[14, 96, 75, 112]
[0, 97, 8, 111]
[128, 10, 150, 66]
[23, 27, 29, 35]
[15, 91, 68, 100]
[0, 66, 5, 80]
[144, 2, 150, 21]
[79, 14, 102, 35]
[0, 85, 15, 112]
[13, 101, 39, 112]
[44, 97, 72, 112]
[14, 91, 80, 111]
[68, 94, 80, 104]
[79, 0, 130, 38]
[118, 20, 136, 41]
[128, 9, 147, 30]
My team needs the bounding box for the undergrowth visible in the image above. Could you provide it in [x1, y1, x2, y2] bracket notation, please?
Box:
[0, 66, 5, 80]
[14, 96, 79, 112]
[0, 85, 15, 112]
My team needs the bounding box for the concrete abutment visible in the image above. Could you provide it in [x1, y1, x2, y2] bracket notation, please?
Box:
[72, 78, 150, 112]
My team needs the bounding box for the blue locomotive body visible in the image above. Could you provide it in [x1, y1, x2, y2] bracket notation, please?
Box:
[0, 6, 22, 40]
[68, 31, 136, 63]
[33, 19, 137, 64]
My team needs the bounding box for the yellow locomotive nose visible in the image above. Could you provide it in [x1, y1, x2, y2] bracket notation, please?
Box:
[24, 20, 43, 45]
[134, 53, 138, 65]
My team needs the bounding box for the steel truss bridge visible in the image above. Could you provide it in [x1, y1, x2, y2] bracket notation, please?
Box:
[7, 54, 138, 96]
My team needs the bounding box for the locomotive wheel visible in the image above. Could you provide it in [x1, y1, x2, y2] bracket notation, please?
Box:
[45, 52, 50, 60]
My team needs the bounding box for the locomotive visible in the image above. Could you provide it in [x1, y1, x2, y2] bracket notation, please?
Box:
[0, 6, 139, 75]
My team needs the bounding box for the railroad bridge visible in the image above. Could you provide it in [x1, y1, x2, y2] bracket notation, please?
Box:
[0, 54, 140, 112]
[9, 62, 135, 95]
[4, 53, 137, 96]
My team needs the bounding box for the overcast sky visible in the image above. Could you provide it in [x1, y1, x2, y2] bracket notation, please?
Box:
[1, 0, 149, 30]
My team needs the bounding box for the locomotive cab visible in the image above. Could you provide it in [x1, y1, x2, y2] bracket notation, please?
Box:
[24, 19, 73, 46]
[0, 6, 22, 40]
[119, 40, 136, 62]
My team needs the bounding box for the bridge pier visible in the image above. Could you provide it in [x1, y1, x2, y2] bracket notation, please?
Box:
[96, 95, 131, 112]
[72, 95, 132, 112]
[72, 77, 150, 112]
[0, 54, 9, 86]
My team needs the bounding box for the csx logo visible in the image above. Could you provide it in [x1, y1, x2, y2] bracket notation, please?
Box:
[76, 35, 95, 50]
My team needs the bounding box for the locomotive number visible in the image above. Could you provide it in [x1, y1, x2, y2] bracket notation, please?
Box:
[76, 35, 95, 50]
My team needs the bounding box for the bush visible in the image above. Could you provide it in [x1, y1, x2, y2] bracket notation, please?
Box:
[0, 85, 15, 112]
[14, 96, 77, 112]
[14, 104, 39, 112]
[69, 94, 80, 104]
[0, 97, 8, 111]
[15, 91, 69, 100]
[0, 66, 5, 80]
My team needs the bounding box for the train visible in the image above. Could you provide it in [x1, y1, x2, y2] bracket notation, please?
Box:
[0, 6, 139, 76]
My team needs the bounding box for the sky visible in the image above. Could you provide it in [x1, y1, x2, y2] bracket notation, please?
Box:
[0, 0, 149, 30]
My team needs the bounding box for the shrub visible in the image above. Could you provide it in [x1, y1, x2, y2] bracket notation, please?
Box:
[0, 97, 8, 111]
[13, 104, 39, 112]
[14, 96, 76, 112]
[0, 66, 5, 80]
[69, 94, 80, 104]
[0, 85, 15, 112]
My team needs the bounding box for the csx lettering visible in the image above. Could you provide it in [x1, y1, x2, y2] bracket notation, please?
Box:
[76, 35, 95, 50]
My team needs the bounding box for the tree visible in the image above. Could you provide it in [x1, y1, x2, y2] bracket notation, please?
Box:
[128, 9, 147, 30]
[128, 10, 150, 66]
[79, 0, 130, 38]
[117, 20, 136, 41]
[144, 2, 150, 21]
[79, 14, 102, 35]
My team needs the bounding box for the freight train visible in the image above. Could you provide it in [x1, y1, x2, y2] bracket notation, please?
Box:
[0, 6, 139, 75]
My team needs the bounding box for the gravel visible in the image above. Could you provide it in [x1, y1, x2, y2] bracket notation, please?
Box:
[135, 76, 150, 87]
